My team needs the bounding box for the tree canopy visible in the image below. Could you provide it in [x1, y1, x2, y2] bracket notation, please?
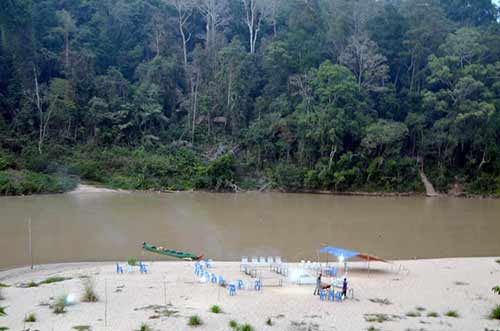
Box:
[0, 0, 499, 195]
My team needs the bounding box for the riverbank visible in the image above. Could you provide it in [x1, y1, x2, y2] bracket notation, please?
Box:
[0, 258, 499, 331]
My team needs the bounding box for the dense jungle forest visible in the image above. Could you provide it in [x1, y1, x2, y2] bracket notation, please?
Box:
[0, 0, 499, 195]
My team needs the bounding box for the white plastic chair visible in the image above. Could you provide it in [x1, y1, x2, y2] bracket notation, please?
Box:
[275, 256, 282, 264]
[259, 256, 267, 265]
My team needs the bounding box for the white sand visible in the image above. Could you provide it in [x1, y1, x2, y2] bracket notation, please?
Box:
[69, 185, 123, 194]
[0, 258, 499, 331]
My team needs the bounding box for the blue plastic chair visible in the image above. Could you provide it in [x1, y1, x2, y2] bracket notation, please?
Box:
[140, 263, 148, 274]
[218, 276, 226, 286]
[237, 279, 244, 290]
[229, 284, 236, 296]
[254, 279, 262, 291]
[116, 263, 123, 274]
[127, 264, 133, 273]
[328, 290, 335, 301]
[336, 292, 343, 302]
[319, 290, 327, 301]
[211, 274, 218, 283]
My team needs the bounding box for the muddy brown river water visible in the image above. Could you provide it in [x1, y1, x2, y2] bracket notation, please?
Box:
[1, 191, 499, 268]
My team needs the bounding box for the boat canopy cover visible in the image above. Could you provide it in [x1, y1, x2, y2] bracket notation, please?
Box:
[319, 246, 388, 263]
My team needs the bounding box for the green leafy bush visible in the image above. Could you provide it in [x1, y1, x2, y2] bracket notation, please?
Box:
[188, 315, 202, 326]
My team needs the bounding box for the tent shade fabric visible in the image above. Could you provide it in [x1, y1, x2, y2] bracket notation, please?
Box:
[320, 246, 388, 263]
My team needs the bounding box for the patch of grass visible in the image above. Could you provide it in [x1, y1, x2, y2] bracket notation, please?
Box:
[364, 314, 391, 323]
[406, 311, 422, 317]
[52, 295, 67, 314]
[266, 317, 273, 326]
[416, 306, 426, 311]
[25, 281, 39, 288]
[490, 305, 500, 320]
[138, 322, 151, 331]
[229, 320, 238, 329]
[239, 324, 254, 331]
[39, 276, 71, 285]
[444, 310, 459, 318]
[0, 289, 3, 301]
[495, 259, 500, 265]
[493, 286, 500, 295]
[367, 327, 380, 331]
[0, 307, 6, 316]
[369, 298, 392, 305]
[427, 311, 439, 318]
[72, 326, 91, 331]
[0, 327, 8, 331]
[128, 258, 138, 266]
[0, 284, 8, 288]
[210, 304, 221, 314]
[24, 313, 36, 322]
[188, 315, 202, 326]
[81, 277, 98, 302]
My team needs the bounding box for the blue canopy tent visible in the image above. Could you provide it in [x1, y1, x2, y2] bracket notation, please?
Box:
[319, 246, 388, 274]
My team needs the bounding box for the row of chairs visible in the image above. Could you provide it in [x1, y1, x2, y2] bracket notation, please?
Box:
[319, 289, 344, 302]
[270, 263, 289, 277]
[194, 263, 262, 296]
[115, 262, 148, 274]
[241, 256, 282, 266]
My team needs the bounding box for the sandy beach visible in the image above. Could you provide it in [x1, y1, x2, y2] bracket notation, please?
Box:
[0, 258, 499, 331]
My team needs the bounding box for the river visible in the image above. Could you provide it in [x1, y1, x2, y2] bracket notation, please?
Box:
[1, 191, 499, 268]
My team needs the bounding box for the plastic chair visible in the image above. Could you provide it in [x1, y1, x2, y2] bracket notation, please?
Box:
[116, 263, 123, 274]
[218, 276, 226, 286]
[211, 274, 218, 283]
[237, 279, 244, 290]
[275, 256, 282, 264]
[336, 292, 343, 302]
[127, 264, 133, 273]
[229, 284, 236, 296]
[319, 290, 327, 301]
[251, 256, 258, 265]
[328, 290, 335, 302]
[267, 256, 274, 265]
[259, 256, 267, 265]
[254, 279, 262, 291]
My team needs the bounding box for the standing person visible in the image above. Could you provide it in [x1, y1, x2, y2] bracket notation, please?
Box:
[314, 272, 322, 295]
[342, 277, 348, 298]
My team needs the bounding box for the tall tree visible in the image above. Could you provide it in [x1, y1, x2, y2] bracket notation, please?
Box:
[241, 0, 270, 54]
[339, 35, 389, 92]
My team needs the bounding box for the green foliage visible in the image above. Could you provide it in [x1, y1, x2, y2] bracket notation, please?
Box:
[266, 317, 273, 326]
[72, 326, 91, 331]
[188, 315, 202, 326]
[24, 313, 36, 322]
[491, 305, 500, 320]
[444, 310, 459, 318]
[493, 286, 500, 295]
[427, 312, 439, 318]
[81, 277, 98, 302]
[209, 305, 221, 314]
[196, 155, 237, 191]
[229, 320, 238, 328]
[138, 323, 150, 331]
[0, 170, 77, 195]
[0, 0, 499, 196]
[128, 258, 138, 266]
[406, 311, 421, 317]
[52, 295, 67, 314]
[38, 277, 71, 285]
[239, 324, 254, 331]
[0, 307, 5, 316]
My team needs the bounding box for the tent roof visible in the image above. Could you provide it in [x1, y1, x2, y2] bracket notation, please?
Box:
[319, 246, 388, 263]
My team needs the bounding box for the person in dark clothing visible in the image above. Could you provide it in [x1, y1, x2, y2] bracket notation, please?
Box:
[342, 278, 348, 298]
[314, 273, 322, 295]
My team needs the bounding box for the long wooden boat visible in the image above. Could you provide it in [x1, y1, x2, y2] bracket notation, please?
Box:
[142, 242, 203, 261]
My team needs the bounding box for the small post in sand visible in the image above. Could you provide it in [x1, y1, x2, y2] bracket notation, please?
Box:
[28, 217, 33, 269]
[104, 279, 108, 327]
